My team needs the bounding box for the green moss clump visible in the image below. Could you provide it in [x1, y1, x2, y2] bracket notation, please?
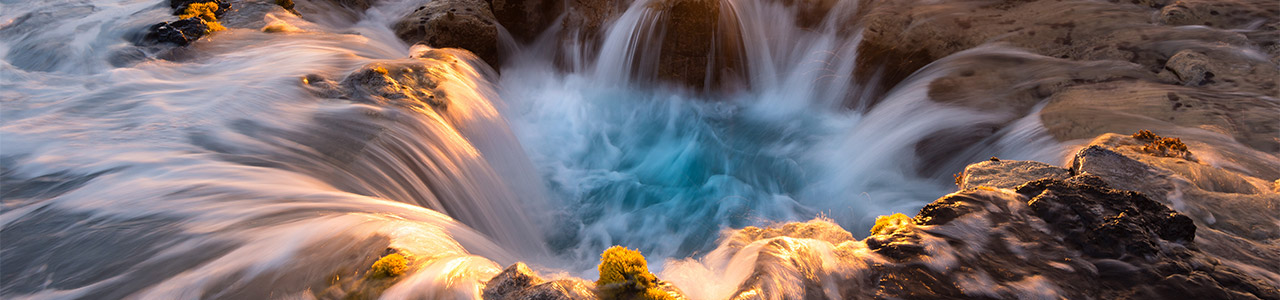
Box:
[178, 2, 226, 32]
[1132, 130, 1159, 142]
[368, 253, 408, 279]
[870, 213, 912, 235]
[597, 246, 674, 300]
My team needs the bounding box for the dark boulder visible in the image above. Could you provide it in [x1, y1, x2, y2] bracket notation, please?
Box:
[651, 0, 746, 91]
[1015, 174, 1196, 258]
[143, 18, 209, 46]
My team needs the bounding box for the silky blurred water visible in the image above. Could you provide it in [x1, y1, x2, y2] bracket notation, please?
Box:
[0, 0, 1069, 298]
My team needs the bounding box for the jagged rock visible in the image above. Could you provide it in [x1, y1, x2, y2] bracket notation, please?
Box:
[959, 160, 1071, 190]
[393, 0, 499, 67]
[340, 61, 449, 110]
[143, 18, 209, 46]
[1016, 174, 1196, 258]
[488, 278, 596, 300]
[483, 263, 546, 300]
[489, 0, 563, 42]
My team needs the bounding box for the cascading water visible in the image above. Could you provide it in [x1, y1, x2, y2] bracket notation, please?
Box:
[2, 0, 1072, 298]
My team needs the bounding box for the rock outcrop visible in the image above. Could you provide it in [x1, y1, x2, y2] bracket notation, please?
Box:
[482, 263, 596, 300]
[394, 0, 500, 67]
[143, 18, 210, 46]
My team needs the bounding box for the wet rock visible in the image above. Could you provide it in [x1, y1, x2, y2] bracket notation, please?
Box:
[485, 278, 596, 300]
[1039, 81, 1280, 153]
[730, 237, 853, 300]
[561, 0, 630, 42]
[489, 0, 563, 43]
[1157, 0, 1278, 29]
[143, 18, 209, 46]
[220, 0, 296, 29]
[653, 0, 717, 89]
[1016, 174, 1196, 258]
[483, 263, 547, 300]
[728, 218, 853, 249]
[339, 61, 448, 110]
[393, 0, 499, 67]
[769, 0, 837, 29]
[958, 160, 1070, 190]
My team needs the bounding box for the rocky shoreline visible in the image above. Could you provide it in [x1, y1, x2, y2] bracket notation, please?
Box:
[473, 131, 1278, 299]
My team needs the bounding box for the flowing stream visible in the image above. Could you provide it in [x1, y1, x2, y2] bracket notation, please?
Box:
[1, 0, 1069, 298]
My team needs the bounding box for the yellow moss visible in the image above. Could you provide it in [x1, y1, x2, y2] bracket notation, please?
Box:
[368, 253, 407, 279]
[178, 2, 226, 32]
[373, 66, 389, 75]
[870, 213, 912, 235]
[597, 246, 672, 300]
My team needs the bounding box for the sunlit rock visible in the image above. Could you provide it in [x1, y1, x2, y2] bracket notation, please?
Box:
[394, 0, 500, 67]
[340, 61, 449, 110]
[1039, 81, 1280, 153]
[483, 263, 545, 299]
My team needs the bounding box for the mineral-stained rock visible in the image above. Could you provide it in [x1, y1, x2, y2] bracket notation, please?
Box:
[393, 0, 499, 67]
[143, 18, 210, 46]
[959, 160, 1071, 190]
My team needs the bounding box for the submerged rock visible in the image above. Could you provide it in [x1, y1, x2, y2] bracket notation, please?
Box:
[393, 0, 500, 67]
